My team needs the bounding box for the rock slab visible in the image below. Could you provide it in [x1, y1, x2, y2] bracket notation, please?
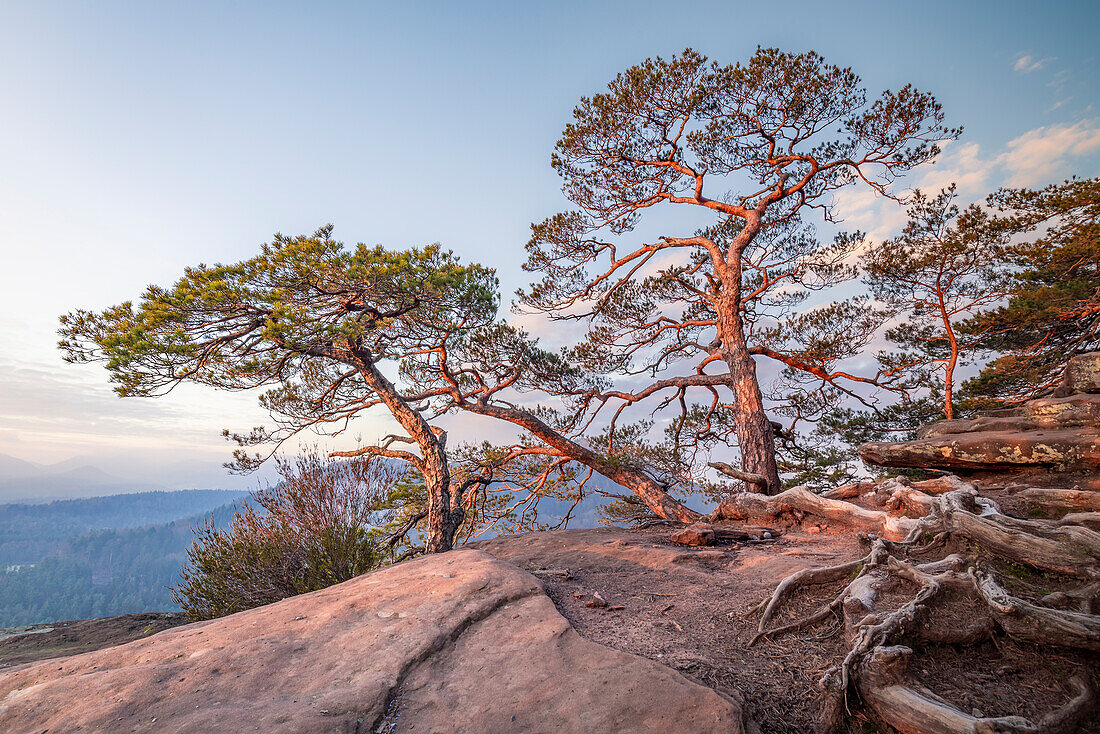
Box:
[669, 523, 717, 546]
[0, 549, 747, 734]
[1059, 352, 1100, 395]
[860, 355, 1100, 474]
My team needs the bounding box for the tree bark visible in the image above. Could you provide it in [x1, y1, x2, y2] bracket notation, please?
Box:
[461, 401, 702, 523]
[714, 249, 782, 494]
[713, 327, 782, 494]
[938, 290, 959, 420]
[727, 351, 782, 494]
[349, 346, 460, 553]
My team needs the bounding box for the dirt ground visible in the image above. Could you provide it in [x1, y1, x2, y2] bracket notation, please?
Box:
[472, 525, 1100, 734]
[0, 612, 187, 669]
[473, 525, 863, 733]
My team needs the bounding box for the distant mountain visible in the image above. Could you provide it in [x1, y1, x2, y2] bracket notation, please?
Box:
[0, 452, 159, 503]
[0, 452, 270, 502]
[0, 453, 49, 480]
[0, 490, 250, 566]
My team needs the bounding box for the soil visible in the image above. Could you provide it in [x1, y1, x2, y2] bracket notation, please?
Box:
[0, 612, 187, 669]
[472, 525, 864, 733]
[472, 524, 1100, 734]
[909, 638, 1093, 723]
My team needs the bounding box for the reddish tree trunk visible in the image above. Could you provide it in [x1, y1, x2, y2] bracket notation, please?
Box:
[715, 263, 782, 494]
[726, 348, 782, 494]
[351, 346, 461, 553]
[462, 402, 702, 523]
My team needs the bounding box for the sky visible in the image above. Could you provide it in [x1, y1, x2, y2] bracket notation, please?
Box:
[0, 0, 1097, 492]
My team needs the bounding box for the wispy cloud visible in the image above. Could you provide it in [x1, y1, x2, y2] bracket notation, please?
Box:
[1014, 53, 1054, 73]
[831, 118, 1100, 243]
[999, 119, 1100, 186]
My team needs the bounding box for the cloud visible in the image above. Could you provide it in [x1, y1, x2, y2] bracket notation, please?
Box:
[912, 141, 994, 198]
[831, 119, 1100, 241]
[829, 139, 996, 244]
[998, 119, 1100, 186]
[1014, 54, 1054, 73]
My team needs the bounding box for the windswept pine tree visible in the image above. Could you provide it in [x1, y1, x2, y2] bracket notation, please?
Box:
[961, 176, 1100, 403]
[60, 228, 498, 553]
[520, 47, 958, 493]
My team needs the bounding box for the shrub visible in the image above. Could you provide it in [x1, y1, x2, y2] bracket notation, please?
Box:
[172, 453, 410, 620]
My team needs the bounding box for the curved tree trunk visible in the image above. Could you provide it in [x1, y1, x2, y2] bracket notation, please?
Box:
[350, 346, 460, 553]
[461, 401, 702, 523]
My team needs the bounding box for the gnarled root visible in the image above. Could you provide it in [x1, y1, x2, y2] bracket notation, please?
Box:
[972, 570, 1100, 652]
[856, 647, 1094, 734]
[752, 540, 1099, 733]
[1018, 488, 1100, 514]
[930, 489, 1100, 579]
[715, 477, 1100, 579]
[750, 541, 888, 645]
[709, 486, 920, 541]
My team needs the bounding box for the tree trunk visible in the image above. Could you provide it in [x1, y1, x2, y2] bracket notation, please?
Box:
[713, 243, 782, 495]
[419, 434, 459, 553]
[461, 401, 702, 523]
[726, 349, 782, 494]
[944, 333, 958, 420]
[714, 290, 781, 494]
[349, 345, 460, 554]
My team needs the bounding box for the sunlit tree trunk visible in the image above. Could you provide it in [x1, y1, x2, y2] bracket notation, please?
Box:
[351, 346, 460, 553]
[715, 287, 782, 494]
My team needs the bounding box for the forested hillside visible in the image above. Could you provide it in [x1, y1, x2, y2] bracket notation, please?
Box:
[0, 490, 248, 566]
[0, 496, 246, 626]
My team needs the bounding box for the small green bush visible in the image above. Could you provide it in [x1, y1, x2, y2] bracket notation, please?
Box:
[173, 453, 411, 620]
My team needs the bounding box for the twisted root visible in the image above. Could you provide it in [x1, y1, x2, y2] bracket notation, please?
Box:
[734, 476, 1100, 732]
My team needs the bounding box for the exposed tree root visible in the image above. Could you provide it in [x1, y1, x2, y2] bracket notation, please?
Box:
[728, 474, 1100, 732]
[709, 486, 920, 541]
[971, 570, 1100, 652]
[713, 480, 1100, 578]
[1060, 512, 1100, 530]
[855, 648, 1093, 734]
[926, 489, 1100, 578]
[1019, 488, 1100, 514]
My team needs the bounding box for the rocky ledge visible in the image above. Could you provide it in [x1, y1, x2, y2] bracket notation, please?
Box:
[0, 549, 749, 734]
[860, 352, 1100, 476]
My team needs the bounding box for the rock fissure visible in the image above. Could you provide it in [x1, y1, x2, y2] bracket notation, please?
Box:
[366, 578, 544, 733]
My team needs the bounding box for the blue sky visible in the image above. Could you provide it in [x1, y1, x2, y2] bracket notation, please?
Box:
[0, 1, 1097, 489]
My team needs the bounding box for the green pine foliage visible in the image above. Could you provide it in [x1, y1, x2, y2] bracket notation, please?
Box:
[960, 177, 1100, 403]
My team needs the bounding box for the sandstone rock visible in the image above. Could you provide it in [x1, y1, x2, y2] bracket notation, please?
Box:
[917, 394, 1100, 439]
[669, 523, 717, 546]
[1059, 352, 1100, 395]
[861, 358, 1100, 474]
[860, 428, 1100, 471]
[0, 550, 748, 734]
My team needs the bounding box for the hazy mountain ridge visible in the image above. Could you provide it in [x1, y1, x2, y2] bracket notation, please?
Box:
[0, 489, 250, 566]
[0, 452, 163, 503]
[0, 452, 270, 503]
